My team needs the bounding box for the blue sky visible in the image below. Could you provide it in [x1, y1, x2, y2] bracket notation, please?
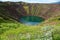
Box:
[0, 0, 60, 3]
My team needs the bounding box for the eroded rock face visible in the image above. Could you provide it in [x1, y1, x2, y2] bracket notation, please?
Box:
[0, 2, 60, 22]
[27, 4, 60, 20]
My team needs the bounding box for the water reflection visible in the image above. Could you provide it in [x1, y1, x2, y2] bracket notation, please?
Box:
[20, 16, 45, 25]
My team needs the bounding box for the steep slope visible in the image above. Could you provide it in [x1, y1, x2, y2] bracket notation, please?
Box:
[0, 2, 60, 22]
[27, 4, 60, 19]
[0, 2, 27, 22]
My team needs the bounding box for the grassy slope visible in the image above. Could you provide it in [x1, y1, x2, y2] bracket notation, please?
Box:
[0, 16, 60, 40]
[0, 17, 19, 34]
[41, 16, 60, 40]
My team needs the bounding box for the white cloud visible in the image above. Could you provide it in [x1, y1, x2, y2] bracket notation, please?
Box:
[21, 0, 60, 3]
[0, 0, 60, 3]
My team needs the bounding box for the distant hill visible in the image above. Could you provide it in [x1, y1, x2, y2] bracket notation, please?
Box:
[51, 2, 60, 4]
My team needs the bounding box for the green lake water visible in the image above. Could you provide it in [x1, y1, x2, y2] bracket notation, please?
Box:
[20, 16, 45, 25]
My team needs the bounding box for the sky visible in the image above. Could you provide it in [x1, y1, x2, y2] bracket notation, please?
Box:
[0, 0, 60, 3]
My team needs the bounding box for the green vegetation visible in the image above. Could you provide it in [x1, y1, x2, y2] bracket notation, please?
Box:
[0, 16, 60, 40]
[0, 2, 60, 40]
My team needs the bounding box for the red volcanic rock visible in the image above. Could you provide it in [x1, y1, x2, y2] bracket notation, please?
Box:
[0, 2, 60, 22]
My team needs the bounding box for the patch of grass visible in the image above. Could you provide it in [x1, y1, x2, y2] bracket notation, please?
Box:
[0, 16, 60, 40]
